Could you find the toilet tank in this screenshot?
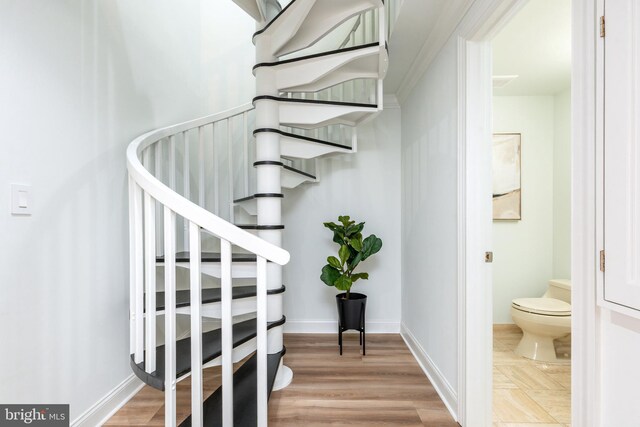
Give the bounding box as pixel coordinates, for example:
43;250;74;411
543;279;571;303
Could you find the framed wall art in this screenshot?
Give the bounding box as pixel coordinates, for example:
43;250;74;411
492;133;521;220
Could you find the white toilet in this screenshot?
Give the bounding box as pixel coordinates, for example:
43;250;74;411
510;279;571;362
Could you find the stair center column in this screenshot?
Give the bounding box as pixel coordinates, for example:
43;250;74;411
254;29;293;390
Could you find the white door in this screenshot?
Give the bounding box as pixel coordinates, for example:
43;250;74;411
603;0;640;312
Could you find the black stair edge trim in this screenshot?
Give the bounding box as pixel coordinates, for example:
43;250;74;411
178;347;287;427
253;160;317;180
254;192;284;198
253;160;284;167
129;316;287;391
252;0;299;40
253;42;380;70
151;285;286;312
233;193;284;204
283;164;317;180
268;284;286;295
267;315;287;329
254;128;352;151
156;252;257;264
253;94;378;109
233;195;255;203
236;224;286;230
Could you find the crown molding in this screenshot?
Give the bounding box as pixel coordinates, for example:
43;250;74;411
383;94;401;109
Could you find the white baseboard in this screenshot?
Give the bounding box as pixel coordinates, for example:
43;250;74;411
400;323;458;421
71;374;144;427
284;320;400;334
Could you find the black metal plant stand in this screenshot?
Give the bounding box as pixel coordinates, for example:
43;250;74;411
336;292;367;355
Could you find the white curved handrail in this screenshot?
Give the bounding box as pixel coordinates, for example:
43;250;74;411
126;103;289;266
128;102;288;425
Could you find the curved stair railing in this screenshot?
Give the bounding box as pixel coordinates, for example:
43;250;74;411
127;104;289;427
127;0;399;425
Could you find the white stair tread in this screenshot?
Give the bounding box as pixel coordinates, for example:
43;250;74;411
253;96;378;129
254;42;387;93
254;128;353;159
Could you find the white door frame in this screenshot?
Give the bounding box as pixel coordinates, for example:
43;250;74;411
455;3;527;425
571;0;601;424
456;0;599;425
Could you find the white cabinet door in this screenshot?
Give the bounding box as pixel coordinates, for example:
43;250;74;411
603;0;640;311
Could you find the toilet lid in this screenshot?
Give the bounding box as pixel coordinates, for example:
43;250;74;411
512;298;571;316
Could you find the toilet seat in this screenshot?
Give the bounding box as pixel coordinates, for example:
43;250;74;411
512;298;571;316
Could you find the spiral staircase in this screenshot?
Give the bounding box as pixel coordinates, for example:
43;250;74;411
126;0;393;425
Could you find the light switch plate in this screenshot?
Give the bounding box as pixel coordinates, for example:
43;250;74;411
11;184;32;215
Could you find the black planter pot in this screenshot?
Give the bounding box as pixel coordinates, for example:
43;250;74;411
336;292;367;355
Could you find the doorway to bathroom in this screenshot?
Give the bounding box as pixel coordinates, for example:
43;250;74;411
490;0;572;424
455;0;574;425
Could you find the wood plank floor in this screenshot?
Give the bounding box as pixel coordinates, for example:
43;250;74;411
106;333;459;426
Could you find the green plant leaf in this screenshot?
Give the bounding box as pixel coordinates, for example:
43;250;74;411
349;252;364;271
335;274;353;291
327;256;342;270
351;272;369;282
320;265;341;287
361;234;383;260
323;222;338;231
346;222;365;237
349;237;363;251
345;224;354;236
332;231;344;245
339;245;350;265
338;216;354;227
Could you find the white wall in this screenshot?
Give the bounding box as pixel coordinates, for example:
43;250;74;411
283;107;403;332
553;88;571;278
492;96;555;324
400;35;459;398
491;93;571;323
0;0;255;421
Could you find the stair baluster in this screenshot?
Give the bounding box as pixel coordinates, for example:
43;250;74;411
256;256;268;427
144;190;157;374
199;127;206;208
220;239;234;426
189;222;204;426
213;121;220;216
243;112;250;197
183;131;190;249
164;208;178;426
129;177;144;364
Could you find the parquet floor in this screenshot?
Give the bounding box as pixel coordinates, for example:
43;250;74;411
105;333;459;426
492;325;571;427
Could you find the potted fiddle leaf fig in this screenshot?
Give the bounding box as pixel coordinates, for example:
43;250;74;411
320;215;382;355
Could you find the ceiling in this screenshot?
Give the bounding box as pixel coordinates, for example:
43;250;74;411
384;0;474;96
492;0;571;96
